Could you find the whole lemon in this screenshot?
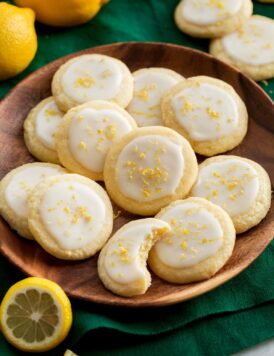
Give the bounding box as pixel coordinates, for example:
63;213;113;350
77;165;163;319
0;2;37;81
14;0;109;27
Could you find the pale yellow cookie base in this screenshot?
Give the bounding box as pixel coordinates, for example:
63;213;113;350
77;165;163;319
98;218;164;297
52;54;134;112
24;97;61;164
28;174;113;260
149;197;236;284
174;0;253;39
161;76;248;157
189;155;272;234
104;126;198;216
0;163;66;240
210;16;274;81
55;100;137;181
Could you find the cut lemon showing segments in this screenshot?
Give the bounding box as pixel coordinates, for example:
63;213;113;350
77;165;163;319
0;277;72;352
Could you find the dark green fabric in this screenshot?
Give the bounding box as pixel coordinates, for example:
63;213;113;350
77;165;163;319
0;0;273;355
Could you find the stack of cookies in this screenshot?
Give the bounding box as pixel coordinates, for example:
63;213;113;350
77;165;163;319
0;53;271;298
175;0;274;81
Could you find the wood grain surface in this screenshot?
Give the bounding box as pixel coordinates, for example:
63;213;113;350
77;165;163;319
0;42;273;307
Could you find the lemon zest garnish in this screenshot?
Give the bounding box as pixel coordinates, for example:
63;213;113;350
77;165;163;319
220;178;226;184
71;213;79;225
208;0;224;9
206;106;220;119
170;218;176;226
134;84;157;101
105;125;116;140
139;152;146;159
200;238;209;244
180;240;188;250
212;171;220;177
45;108;58;117
118;246;130;263
76;75;96;88
227;181;238;191
148;104;160;111
63;206;71;214
183;100;195;115
79;141;87;150
181;228;190;235
125;160;136;167
113;210;122;220
143;189;150;198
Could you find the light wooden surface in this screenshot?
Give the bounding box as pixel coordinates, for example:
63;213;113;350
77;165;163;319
0;42;273;307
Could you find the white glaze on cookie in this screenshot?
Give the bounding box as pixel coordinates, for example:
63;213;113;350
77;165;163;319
5;165;64;218
127;69;182;126
155;202;223;268
61;55;123;104
40;181;106;250
171;83;238;141
116;135;184;201
68;107;134;173
181;0;242;26
103;219;170;284
192;159;259;216
36;98;63;150
222;17;274;66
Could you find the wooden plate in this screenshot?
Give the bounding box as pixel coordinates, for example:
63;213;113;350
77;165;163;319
0;42;273;307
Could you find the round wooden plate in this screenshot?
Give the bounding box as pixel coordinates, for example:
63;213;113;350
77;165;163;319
0;42;273;307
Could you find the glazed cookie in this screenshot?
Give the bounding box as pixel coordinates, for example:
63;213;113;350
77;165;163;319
52;54;133;111
98;218;170;297
104;126;198;216
190;156;271;233
55;100;137;181
174;0;252;39
127;68;184;127
0;163;66;239
24;96;64;163
161;76;248;156
28;174;113;260
210;16;274;81
149;197;235;284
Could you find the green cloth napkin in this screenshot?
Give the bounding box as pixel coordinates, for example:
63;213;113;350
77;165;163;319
0;0;274;355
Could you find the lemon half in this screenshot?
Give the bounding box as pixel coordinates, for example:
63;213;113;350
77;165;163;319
0;277;72;352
